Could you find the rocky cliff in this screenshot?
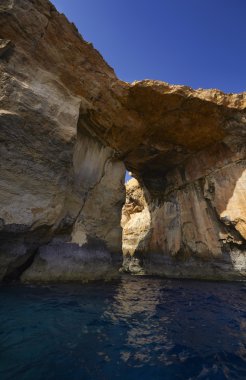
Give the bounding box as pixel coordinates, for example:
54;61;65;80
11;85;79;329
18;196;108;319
0;0;245;282
0;0;127;282
121;82;246;280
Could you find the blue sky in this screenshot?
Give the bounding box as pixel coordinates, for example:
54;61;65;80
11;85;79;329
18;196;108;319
52;0;245;182
52;0;245;93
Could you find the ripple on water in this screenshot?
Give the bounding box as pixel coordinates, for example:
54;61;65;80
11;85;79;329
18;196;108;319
0;277;246;380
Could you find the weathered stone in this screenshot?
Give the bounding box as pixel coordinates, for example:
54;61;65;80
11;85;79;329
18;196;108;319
21;242;120;283
122;155;246;279
0;39;13;57
0;0;126;281
121;179;151;258
0;0;245;281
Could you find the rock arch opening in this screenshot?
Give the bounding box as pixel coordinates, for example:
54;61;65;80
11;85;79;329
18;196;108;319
0;0;245;282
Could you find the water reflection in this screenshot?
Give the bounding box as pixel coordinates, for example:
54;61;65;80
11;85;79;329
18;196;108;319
101;278;246;377
0;278;245;380
103;278;171;365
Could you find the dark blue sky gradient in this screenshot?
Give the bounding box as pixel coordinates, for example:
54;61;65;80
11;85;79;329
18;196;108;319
52;0;245;93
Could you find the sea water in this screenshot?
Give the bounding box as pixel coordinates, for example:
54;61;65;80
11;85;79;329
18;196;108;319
0;277;245;380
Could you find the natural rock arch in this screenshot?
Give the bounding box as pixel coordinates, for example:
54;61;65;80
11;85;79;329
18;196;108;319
0;0;245;282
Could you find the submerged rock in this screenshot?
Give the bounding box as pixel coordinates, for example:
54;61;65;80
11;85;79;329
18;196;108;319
0;0;245;281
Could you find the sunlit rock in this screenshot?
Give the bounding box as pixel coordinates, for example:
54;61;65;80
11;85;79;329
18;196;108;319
0;0;245;281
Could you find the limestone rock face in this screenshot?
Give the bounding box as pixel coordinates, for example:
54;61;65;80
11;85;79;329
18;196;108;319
122;148;246;280
21;243;118;283
0;0;245;281
121;178;151;274
121;179;150;252
0;0;126;281
120;81;246;280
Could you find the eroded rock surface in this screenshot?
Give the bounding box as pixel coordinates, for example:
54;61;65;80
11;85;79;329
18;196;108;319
0;0;126;281
0;0;245;281
121;178;151;274
122;166;246;280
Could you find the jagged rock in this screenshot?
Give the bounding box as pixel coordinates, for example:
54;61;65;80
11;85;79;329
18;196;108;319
121;178;151;257
0;0;245;281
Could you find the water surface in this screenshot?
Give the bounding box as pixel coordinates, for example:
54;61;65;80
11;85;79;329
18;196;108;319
0;277;245;379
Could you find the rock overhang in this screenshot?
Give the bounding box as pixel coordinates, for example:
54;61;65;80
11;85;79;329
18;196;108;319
0;0;246;281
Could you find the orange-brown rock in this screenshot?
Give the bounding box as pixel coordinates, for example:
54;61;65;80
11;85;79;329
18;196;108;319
0;0;245;281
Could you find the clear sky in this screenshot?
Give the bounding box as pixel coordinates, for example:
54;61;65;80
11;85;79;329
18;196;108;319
51;0;245;183
52;0;245;93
